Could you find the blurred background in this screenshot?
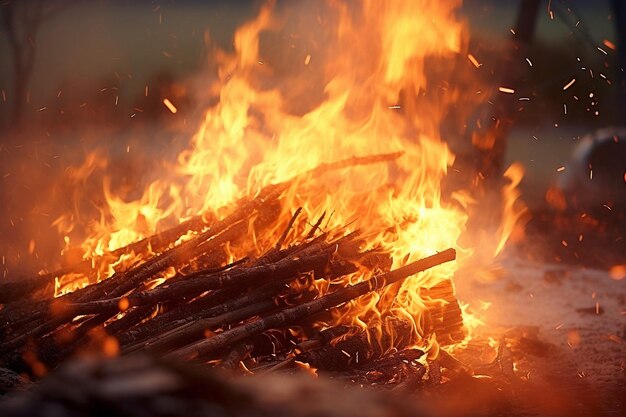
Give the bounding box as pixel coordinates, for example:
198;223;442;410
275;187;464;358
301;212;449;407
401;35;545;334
0;0;624;277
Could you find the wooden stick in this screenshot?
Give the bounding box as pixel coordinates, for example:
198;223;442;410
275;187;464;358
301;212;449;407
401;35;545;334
167;248;456;360
305;212;326;239
221;342;255;369
136;299;278;354
274;207;302;251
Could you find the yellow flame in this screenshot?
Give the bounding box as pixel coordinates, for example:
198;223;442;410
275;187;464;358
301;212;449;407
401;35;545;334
49;1;527;356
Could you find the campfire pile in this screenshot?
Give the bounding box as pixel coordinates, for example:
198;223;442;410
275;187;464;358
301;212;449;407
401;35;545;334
0;153;463;384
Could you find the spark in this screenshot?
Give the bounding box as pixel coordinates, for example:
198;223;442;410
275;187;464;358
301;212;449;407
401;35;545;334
163;98;177;114
557;166;565;172
563;78;576;90
597;47;608;55
563;104;567;115
603;39;616;50
304;54;311;65
525;58;533;66
468;53;481;68
498;87;515;94
388;105;401;109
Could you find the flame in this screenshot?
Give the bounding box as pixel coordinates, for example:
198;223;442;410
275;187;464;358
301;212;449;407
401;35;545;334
495;163;527;257
47;0;527;356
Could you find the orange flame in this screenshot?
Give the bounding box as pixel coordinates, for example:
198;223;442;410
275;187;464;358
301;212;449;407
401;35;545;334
49;1;527;356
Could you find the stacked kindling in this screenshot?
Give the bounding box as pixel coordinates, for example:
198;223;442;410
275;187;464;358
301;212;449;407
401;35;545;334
0;153;463;378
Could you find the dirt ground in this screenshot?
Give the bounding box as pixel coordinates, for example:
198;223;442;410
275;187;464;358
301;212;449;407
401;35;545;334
452;251;626;416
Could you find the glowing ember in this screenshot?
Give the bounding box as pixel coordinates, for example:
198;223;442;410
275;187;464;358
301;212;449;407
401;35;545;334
608;265;626;281
602;39;616;50
467;53;481;68
162;98;178;114
563;78;576;91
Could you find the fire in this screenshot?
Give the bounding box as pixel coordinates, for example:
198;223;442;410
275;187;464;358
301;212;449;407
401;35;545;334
47;0;526;358
495;163;527;256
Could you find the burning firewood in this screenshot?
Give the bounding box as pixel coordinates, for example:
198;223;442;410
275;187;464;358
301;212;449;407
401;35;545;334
0;153;464;387
166;249;456;362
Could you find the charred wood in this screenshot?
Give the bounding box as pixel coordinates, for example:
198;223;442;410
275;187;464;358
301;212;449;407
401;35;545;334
166;249;456;361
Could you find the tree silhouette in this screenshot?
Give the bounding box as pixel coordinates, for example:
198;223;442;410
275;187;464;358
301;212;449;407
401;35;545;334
1;0;75;127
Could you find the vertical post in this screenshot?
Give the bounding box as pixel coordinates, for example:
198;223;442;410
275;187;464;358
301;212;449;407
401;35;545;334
610;0;626;125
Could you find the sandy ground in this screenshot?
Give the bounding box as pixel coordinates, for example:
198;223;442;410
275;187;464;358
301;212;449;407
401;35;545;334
454;253;625;416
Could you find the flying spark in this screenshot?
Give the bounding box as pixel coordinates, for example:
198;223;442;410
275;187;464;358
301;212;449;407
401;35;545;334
468;53;481;68
563;78;576;90
163;98;178;114
603;39;616;50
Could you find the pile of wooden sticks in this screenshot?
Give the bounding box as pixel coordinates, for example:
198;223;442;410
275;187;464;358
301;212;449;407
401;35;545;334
0;153;463;378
